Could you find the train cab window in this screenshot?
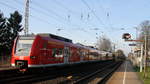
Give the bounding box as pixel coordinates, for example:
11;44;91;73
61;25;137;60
16;39;34;56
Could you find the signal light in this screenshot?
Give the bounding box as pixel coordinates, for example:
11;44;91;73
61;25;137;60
122;33;131;40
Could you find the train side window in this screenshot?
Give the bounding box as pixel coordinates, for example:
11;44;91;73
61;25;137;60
56;48;63;57
52;48;63;57
52;48;57;57
78;48;81;55
86;52;88;57
64;47;70;57
70;49;73;57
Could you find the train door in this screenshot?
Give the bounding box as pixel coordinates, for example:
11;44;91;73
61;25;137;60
80;50;84;62
39;42;48;64
64;47;70;64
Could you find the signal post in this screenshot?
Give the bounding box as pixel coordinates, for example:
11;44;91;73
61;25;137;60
122;33;145;73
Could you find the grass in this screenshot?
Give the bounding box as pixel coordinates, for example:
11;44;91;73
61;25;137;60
134;66;150;84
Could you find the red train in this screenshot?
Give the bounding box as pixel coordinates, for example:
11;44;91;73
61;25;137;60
11;33;113;70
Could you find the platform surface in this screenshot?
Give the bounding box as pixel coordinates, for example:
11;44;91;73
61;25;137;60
0;64;14;70
107;60;143;84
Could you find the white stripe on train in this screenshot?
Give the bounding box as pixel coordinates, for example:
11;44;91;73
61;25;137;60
11;60;104;68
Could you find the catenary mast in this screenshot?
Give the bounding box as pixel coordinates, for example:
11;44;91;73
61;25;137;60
24;0;29;35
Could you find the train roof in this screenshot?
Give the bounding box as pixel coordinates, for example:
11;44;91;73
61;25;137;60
75;43;98;50
19;34;35;40
38;33;72;43
19;33;72;43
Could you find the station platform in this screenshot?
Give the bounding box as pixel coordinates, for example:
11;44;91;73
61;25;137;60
0;64;14;70
107;60;143;84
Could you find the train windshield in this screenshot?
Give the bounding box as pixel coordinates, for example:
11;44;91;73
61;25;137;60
15;39;34;56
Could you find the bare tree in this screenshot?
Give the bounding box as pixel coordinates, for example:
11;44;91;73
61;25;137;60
140;20;150;35
96;36;112;51
137;20;150;51
136;20;150;78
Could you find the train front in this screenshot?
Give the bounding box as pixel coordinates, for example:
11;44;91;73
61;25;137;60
11;35;35;70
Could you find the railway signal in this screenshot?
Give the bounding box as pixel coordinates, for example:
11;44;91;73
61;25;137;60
122;33;131;40
122;33;144;42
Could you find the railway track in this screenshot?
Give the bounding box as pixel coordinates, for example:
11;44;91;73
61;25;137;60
74;61;122;84
0;60;118;84
59;61;122;84
34;60;118;84
97;62;122;84
0;66;64;84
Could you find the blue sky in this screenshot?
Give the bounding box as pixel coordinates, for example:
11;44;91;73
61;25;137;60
0;0;150;55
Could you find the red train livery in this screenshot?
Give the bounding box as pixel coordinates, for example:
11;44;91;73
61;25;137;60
11;33;113;69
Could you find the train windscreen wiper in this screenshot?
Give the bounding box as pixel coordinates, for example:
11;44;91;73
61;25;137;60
18;48;28;52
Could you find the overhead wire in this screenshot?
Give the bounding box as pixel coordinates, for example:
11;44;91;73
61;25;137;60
52;0;97;37
86;0;116;41
15;0;91;32
6;0;97;44
97;0;122;32
52;0;92;26
14;0;65;26
31;1;68;22
52;1;100;44
80;0;108;42
1;0;56;28
31;1;82;29
14;0;64;20
81;0;106;27
0;1;21;11
13;0;86;38
31;1;93;41
52;0;80;16
32;0;95;38
15;0;96;40
106;12;114;30
96;0;113;30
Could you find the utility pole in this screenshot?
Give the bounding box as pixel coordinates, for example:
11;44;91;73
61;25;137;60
111;42;116;52
144;34;148;78
140;43;143;72
134;27;138;40
134;27;143;72
113;44;115;52
24;0;29;35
